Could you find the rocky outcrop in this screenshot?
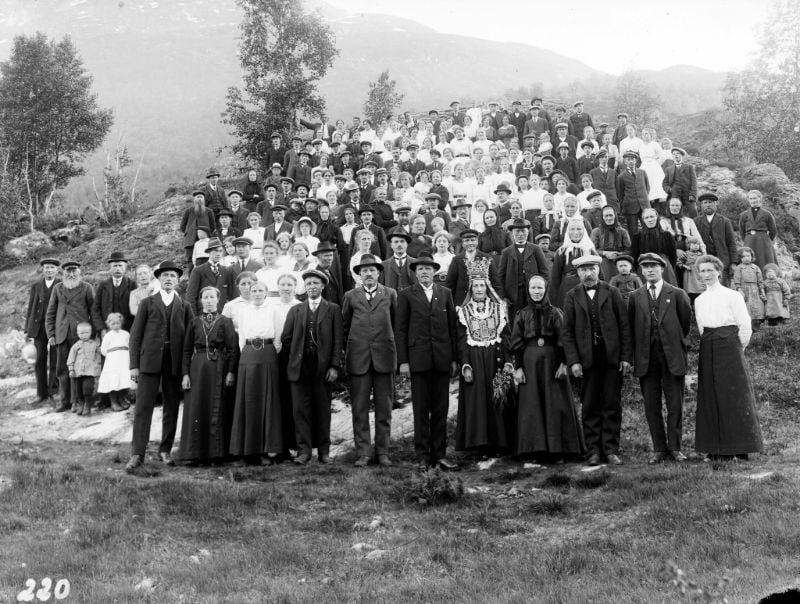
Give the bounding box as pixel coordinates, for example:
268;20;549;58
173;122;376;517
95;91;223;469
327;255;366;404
3;231;53;260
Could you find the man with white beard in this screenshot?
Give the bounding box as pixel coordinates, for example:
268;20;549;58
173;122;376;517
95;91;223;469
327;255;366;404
46;261;94;412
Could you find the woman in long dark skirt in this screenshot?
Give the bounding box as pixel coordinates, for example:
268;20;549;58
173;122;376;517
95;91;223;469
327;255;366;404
694;255;763;461
455;272;515;458
179;287;239;464
229;281;283;464
510;275;584;462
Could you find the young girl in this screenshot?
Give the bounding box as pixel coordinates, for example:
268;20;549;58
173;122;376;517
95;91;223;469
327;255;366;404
98;312;132;412
242;212;266;261
678;236;705;302
732;246;766;331
762;263;792;326
67;322;102;416
192;226;211;266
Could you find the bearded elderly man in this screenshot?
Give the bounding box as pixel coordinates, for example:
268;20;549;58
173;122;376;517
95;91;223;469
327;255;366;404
561;255;632;466
46;260;94;412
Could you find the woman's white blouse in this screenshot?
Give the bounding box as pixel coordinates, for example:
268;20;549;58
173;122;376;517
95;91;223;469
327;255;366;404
695;282;752;347
237;302;278;350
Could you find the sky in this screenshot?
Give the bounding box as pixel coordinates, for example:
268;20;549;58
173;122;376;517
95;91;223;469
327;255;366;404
324;0;767;74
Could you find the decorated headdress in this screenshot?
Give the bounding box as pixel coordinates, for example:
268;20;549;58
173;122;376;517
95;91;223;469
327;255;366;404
458;257;507;347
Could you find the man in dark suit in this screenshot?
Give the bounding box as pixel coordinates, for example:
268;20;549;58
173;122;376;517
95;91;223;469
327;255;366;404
380;232;416;292
552;122;578;158
693;192;738;286
25;258;60;404
505;100;526;146
498;219;550;320
561;255;632;466
312;242;343;306
366;186;398;233
569;101;594;138
200;168;228;218
485;101;506;132
449;100;466;127
612;113;629;149
523;105;548;142
444;229;502;306
229;237;264;278
396;254;459;471
45;260;94;412
351;207;388;259
616;150;650;235
425;148;446;174
126;261;193;472
264;205;293;241
281;270;343;466
629;253;693;464
342;255;398;467
265;132;287;172
449;200;471;252
185;238;235;314
91;251;137;336
401;143;425;179
589;150;620;213
662;147;698;217
420;193;451;235
227;191;250;232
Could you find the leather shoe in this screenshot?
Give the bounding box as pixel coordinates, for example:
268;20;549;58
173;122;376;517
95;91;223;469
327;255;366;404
648;452;667;465
159;452;175;466
606;454;622;465
54;403;70;413
587;453;602;466
670;451;688;463
294;453;311;465
354;456;370;467
125;455;143;473
318;455;333;465
437;458;460;471
377;455;392;467
110;400;125;412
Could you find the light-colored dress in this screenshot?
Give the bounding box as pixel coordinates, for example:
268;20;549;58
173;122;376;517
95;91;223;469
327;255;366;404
98;330;131;392
639;141;668;201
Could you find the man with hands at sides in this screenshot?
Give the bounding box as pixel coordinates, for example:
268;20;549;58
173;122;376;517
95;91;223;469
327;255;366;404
561;255;632;466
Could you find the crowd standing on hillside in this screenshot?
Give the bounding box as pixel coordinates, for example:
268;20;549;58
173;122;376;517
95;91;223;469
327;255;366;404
24;99;793;474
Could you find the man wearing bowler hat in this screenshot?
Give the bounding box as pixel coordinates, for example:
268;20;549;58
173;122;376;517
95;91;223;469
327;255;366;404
380;231;417;292
498;218;550;320
92;251;137;337
281;269;343;466
180;190;217;273
561;254;632;466
126;261;193;472
396;253;460;471
629;253;692;464
25;258;60;404
200;168;228;218
185;238;235;314
46;260;94;412
342;254;398;467
312;241;343;306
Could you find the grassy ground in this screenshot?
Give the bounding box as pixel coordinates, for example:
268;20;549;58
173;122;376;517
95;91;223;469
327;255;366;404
1;304;799;603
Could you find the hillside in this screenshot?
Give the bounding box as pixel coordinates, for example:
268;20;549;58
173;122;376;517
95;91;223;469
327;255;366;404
0;0;727;213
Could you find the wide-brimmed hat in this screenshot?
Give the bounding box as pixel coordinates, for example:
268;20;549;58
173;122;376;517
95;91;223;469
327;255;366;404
293;216;318;236
154;260;183;278
387;230;412;243
494;183;513;195
508;218;531;231
108;251;128;263
353;253;383;273
312;241;337;256
671;147;687;156
206;168;220;179
410;253;440;271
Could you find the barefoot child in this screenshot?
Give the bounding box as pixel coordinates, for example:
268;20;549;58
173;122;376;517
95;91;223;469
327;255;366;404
762;264;792;326
98;313;132;412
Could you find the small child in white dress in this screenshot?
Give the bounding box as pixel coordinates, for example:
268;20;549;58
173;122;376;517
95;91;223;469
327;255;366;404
98;313;132;412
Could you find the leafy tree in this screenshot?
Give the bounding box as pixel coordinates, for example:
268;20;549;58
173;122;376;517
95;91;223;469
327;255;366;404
0;33;113;231
722;0;800;178
223;0;338;169
363;70;405;126
612;71;662;129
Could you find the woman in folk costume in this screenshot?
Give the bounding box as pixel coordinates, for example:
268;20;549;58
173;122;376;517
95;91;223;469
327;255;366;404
738;189;778;270
509;275;585;461
549;218;598;309
179;287;239;464
456;258;515;458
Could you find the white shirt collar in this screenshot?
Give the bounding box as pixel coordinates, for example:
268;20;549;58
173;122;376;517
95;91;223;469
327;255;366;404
112;277;123;287
647;280;664;298
160;290;176;305
44;278;55;287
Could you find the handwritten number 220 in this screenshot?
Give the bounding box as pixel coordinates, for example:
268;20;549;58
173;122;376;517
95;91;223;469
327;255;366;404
17;577;71;601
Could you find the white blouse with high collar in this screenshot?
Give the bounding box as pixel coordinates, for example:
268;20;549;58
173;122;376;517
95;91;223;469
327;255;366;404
695;282;752;347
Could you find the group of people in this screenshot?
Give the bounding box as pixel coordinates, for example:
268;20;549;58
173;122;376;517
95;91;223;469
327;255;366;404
24;98;794;472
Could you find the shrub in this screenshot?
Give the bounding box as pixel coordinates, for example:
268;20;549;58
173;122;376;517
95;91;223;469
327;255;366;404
405;468;464;505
